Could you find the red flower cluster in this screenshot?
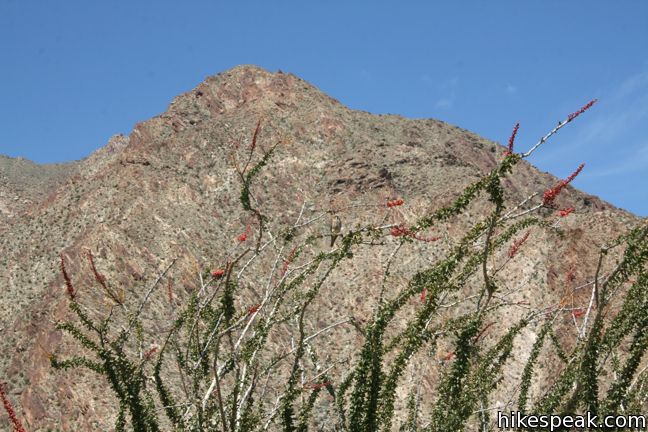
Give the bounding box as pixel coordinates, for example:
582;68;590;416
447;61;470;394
0;383;26;432
558;207;575;217
390;225;410;237
247;303;261;314
390;225;441;243
419;235;442;243
166;280;174;304
572;308;586;318
442;351;455;361
87;250;124;304
387;198;405;208
504;122;520;156
303;381;331;390
565;266;576;284
567;99;597;123
508;231;531;258
143;345;159;360
87;252;106;285
543;164;585;206
420;287;428;303
280;246;298;278
237;223;252;242
474;321;495;343
249;119;261;151
60;254;76;300
211;268;225;278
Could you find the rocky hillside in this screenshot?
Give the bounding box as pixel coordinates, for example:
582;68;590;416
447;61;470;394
0;156;78;231
0;65;640;431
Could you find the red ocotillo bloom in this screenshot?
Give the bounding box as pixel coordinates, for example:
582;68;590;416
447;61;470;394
566;267;576;284
572;308;586;318
280;246;298;278
543;164;585;206
390;225;440;243
87;250;124;304
420;287;428;303
504;122;520;156
387;198;404;208
143;344;159;360
249;119;261;151
166;280;174;304
442;352;455;361
567;99;597;123
415;234;441;243
211;268;225;278
474;321;495;343
558;207;575;217
237;222;252;242
303;381;331;390
390;225;409;237
60;253;75;300
0;383;27;432
508;231;531;258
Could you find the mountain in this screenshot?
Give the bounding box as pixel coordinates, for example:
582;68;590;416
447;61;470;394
0;65;639;431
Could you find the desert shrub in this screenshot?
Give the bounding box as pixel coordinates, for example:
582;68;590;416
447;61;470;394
5;100;648;431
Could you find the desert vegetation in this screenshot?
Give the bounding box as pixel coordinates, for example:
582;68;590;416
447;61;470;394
3;100;648;431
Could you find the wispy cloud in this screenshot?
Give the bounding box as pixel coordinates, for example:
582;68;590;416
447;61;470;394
618;71;648;98
434;77;458;109
564;69;648;208
585;141;648;178
532;68;648;196
569;70;648;150
505;84;517;95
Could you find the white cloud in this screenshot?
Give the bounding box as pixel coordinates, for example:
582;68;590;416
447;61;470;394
569;71;648;182
506;84;517;94
566;70;648;150
434;77;458;109
618;71;648;98
585;141;648;178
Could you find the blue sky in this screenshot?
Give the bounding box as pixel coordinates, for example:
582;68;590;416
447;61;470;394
1;1;647;215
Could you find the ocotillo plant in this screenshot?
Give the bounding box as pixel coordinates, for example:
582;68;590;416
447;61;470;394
4;100;648;431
